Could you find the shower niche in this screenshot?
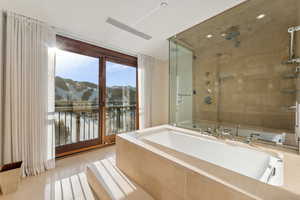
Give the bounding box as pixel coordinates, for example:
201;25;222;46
169;0;300;149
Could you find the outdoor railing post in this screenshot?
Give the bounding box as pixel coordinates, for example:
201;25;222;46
117;107;121;133
76;113;80;142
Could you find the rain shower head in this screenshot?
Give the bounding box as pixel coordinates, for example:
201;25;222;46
224;30;240;40
222;26;241;47
223;26;240;40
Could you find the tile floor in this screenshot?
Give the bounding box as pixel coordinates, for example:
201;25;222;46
0;145;116;200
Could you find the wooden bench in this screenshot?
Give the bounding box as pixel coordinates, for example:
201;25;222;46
86;157;154;200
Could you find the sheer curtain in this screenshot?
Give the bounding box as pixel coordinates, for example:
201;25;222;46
138;54;155;129
0;12;4;166
0;11;56;176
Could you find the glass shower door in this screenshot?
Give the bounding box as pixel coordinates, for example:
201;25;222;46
169;40;194;126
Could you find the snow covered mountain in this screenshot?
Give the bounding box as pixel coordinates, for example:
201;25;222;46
55;76;98;102
55;76;137;105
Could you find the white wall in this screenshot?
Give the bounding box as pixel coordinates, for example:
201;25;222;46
151;59;169;126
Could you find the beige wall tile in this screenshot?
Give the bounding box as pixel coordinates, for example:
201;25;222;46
185;171;255;200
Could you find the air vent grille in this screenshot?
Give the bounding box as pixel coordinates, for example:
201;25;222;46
106;17;152;40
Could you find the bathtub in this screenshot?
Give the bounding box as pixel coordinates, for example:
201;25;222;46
116;125;299;200
141;128;283;185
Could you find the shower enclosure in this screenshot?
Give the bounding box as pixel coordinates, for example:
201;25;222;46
169;0;300;150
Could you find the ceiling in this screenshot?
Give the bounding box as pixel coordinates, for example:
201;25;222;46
0;0;246;60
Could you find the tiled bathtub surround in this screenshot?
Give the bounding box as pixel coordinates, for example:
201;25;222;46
116;126;300;200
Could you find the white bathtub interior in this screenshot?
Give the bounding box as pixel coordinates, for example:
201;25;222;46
138;127;283;186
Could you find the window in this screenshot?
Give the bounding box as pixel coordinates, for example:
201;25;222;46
55;35;138;155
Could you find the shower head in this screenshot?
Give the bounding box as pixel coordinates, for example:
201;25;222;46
224;31;240;41
222;26;241;47
223;26;240;40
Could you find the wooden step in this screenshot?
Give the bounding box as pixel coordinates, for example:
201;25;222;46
86;157;154;200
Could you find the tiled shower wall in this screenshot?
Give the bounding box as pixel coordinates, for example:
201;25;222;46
193;1;300;132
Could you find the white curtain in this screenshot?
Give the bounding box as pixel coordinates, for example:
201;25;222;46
0;11;56;176
0;12;4;165
138;54;155;129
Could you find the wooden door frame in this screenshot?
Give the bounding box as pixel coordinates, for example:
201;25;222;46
55;35;138;156
100;57;108;144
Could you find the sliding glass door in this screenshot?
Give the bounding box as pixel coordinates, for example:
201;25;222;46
54;35;138;155
104;61;138;143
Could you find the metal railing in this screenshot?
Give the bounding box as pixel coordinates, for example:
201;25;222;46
106;105;137;136
54;109;99;147
54;105;137;147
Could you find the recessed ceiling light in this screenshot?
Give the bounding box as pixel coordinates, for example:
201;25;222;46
256;14;266;19
221;33;226;37
206;34;213;38
160;1;168;7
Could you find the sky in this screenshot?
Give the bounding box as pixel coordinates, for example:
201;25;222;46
55;49;136;87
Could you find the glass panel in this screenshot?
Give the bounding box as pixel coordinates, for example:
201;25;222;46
105;61;137;135
169;0;300;148
169;41;193;125
55;49;99;146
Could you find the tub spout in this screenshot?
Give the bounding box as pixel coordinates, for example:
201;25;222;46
245;133;260;144
236;124;240;137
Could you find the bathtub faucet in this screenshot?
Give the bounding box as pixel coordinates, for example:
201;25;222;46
210;126;225;138
212;127;222;138
245;133;260;144
204;127;235;139
203;127;219;137
221;128;236;140
203;127;214;135
236;124;240;137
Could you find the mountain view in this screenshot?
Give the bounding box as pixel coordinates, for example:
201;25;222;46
55;76;136;107
55;76;98;102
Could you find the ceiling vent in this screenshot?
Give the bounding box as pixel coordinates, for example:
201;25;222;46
106;17;152;40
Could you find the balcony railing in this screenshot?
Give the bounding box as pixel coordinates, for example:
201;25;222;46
106;105;137;136
54;105;137;147
54;109;99;147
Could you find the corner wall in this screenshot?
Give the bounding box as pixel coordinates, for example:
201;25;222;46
150;59;169;126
